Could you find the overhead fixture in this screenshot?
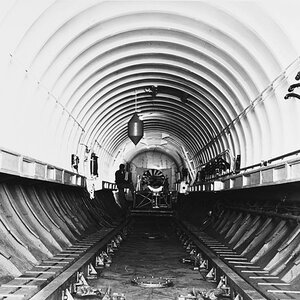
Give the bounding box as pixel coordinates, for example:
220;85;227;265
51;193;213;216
128;90;144;145
128;113;144;145
285;71;300;100
284;93;300;100
144;85;157;99
288;82;300;92
180;91;188;104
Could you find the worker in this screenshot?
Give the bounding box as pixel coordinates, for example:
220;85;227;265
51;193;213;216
115;164;135;209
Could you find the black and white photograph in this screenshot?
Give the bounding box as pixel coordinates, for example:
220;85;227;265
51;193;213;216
0;1;299;299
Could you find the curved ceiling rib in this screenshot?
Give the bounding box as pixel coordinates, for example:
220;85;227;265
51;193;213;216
0;1;299;181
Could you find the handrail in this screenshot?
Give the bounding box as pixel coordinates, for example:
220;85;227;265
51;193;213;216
102;181;117;190
195;149;300;184
238;162;261;172
240;149;300;172
0;147;86;187
267;149;300;164
223;205;300;222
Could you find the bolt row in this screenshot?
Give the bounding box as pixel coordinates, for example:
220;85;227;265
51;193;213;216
176;229;241;300
62;228;128;300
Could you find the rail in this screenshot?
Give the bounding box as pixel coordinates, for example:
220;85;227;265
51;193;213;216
267;149;300;164
0;147;85;187
0;221;129;300
102;181;117;190
176;213;300;300
201;149;299;180
223;205;300;222
176;220;267;300
238;149;300;173
0;212;299;299
191;150;300;192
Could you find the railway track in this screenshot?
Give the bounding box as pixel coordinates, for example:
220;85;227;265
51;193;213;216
0;211;299;300
0;221;129;300
175;210;300;300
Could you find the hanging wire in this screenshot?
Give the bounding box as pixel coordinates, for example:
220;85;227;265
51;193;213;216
8;52;85;133
94;139;114;157
135;89;137;112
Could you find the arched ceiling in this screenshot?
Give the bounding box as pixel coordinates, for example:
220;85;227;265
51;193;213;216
0;0;300;182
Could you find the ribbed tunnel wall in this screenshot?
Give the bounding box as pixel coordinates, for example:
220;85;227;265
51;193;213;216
0;1;300;296
0;1;300;185
0;177;299;287
177;183;300;284
0;179;124;285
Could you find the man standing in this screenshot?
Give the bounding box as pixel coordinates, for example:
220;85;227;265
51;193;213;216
115;164;135;209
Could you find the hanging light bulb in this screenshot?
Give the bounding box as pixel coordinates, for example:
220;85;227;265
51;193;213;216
128;89;144;145
128;112;144;145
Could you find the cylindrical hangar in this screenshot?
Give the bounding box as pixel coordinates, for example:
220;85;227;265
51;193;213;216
0;1;299;299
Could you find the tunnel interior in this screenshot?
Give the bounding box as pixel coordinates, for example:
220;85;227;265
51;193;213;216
0;175;299;299
1;1;300;186
0;1;300;299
